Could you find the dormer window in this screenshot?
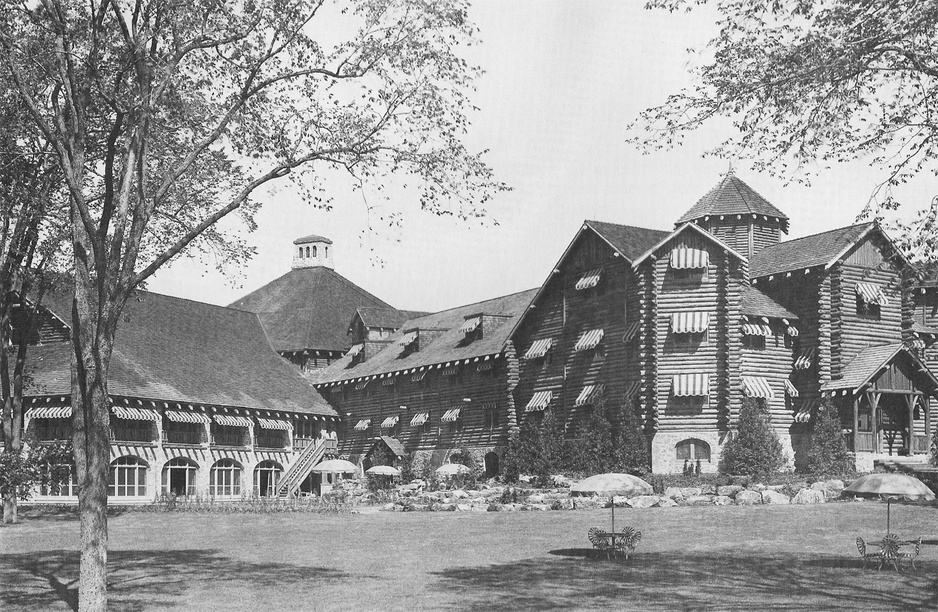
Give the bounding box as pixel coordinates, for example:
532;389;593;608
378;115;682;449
399;330;419;351
460;315;482;341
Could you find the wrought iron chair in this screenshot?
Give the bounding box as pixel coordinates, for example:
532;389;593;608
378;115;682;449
588;527;612;559
897;536;922;570
879;534;902;571
614;527;642;560
856;537;883;569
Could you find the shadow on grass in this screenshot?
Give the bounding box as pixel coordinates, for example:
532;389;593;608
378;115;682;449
0;548;350;612
434;550;938;611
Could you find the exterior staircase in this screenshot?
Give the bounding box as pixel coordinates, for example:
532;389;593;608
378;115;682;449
277;437;338;498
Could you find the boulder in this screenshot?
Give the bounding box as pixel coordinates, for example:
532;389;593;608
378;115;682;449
656;496;678;508
664;487;685;500
712;495;733;506
625;495;659;509
551;474;574;487
455;503;472;511
466;490;483;498
680;487;703;498
440;503;458;512
502;503;517;512
717;485;744;497
451;490;469;500
811;480;844;501
527;493;547;503
528;503;551;511
699;483;717;495
734;490;762;505
761;490;790;505
382;503;396;512
791;488;825;504
684;495;715;506
612;495;630;507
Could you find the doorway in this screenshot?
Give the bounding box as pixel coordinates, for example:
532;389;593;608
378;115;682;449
878;394;910;455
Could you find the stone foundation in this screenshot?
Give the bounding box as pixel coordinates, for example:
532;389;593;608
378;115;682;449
650;429;796;474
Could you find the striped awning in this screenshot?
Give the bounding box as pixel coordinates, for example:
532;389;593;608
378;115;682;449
398;331;418;347
624;380;641;399
784;380;799;397
741;376;774;399
786;325;799;337
410;412;429;427
355;380;370;390
794;346;816;370
353;419;371;431
213;414;253;428
574;329;604;352
441;407;462;422
460;316;482;333
111;406;161;422
165;410;211;424
669;247;709;269
671;373;710;397
25;406;72;420
525;390;553;412
347;343;363;358
441;366;458;376
380;415;400;429
794;398;819;423
856;282;889;306
742;323;772;336
671;312;710;334
411;370;427;382
623;321;641;343
382;376;396;386
910;338;927;349
575;268;602;291
574;384;604;407
477;361;494;372
257;418;291;430
524;338;554;360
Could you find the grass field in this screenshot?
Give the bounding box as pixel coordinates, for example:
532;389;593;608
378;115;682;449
2;501;938;611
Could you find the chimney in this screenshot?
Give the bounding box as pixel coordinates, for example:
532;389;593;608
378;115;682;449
292;234;334;270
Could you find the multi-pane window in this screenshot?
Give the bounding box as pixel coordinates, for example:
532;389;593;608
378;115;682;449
33;418;71;441
211;423;249;447
254;461;282;497
111;417;154;443
40;462;77;496
161;458;198;497
163;420;203;445
108;456;148;497
210;459;242;497
675;439;711;462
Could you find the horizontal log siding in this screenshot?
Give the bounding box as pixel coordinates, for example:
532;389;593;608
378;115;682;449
724;260;744;430
839;241;904;366
704;219;749;260
514;274;565;424
913;289;938;367
751;222;782;257
740;322;794;428
331;359;511;455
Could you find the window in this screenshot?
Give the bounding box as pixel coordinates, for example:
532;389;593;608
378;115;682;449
255;461;283;497
325;246;329;257
210;459;242;497
108;456;148;497
675;439;711;462
255;428;287;449
161;457;198;497
163;418;204;445
305;246;310;257
742;334;765;350
33;417;71;441
298;247;304;258
857;297;881;319
40;461;77;496
673;330;707;348
312;245;317;257
211;423;249;447
110;416;154;443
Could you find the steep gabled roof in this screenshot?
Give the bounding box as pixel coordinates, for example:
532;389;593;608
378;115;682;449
676;174;789;231
750;223;876;279
583;221;670;263
314;288;538;384
228;267;400;353
740;285;799;320
631;222;747;269
25;291;335;416
820;343;938;393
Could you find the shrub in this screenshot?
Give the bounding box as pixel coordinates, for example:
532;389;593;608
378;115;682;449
718;397;785;480
567;395;649;475
502;415;541;482
805;397;855;477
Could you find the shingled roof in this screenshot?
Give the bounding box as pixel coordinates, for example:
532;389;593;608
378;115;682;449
820;343;938;392
750;223;875;279
352;307;429;331
676;175;789;230
583;221;669;263
740;285;799;320
24;291;335;416
228;267;401;353
314;288;538;384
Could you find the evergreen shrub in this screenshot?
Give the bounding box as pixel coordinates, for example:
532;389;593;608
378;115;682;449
718;397;785;479
805;397;855;477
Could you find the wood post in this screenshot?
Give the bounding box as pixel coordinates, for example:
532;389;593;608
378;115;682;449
905;394;916;453
866;390;881;453
852;395;859;453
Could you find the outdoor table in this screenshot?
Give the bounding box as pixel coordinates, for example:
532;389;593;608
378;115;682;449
594;530;635;559
865;535;921;571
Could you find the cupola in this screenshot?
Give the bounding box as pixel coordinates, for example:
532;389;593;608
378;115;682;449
292;234;334;270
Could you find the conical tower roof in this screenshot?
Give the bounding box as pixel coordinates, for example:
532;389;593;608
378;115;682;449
676;174;789;233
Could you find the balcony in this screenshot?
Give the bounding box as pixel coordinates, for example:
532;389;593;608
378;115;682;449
255;432;288;450
163;429;204;446
211;430;249;448
111;426;155;444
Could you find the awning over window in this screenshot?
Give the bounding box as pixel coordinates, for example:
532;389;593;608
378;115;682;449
856;282;889;306
574;329;604;352
410;412;429;427
575;268;602;291
741;376;774;399
742;323;772;337
441;407;462;422
477;361;494;372
398;331;418;347
411;370;427;382
213;414;253;428
785;380;799;398
524;338;554;360
670;312;710;334
787;325;799;337
441;366;458;376
669;247;709;269
257;418;291;430
355;380;370;390
624;380;641;399
380;415;399;429
24;406;72;420
525;390;553;412
346;343;363;358
459;316;482;333
794;398;819;423
794;346;816;370
165;410;211;424
353;419;371;431
671;373;710;397
382;376;396;386
112;406;161;421
910;338;927;349
623;321;641;343
574;384;604;407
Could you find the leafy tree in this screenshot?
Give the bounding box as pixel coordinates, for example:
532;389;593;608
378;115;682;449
806;397;855;478
718;397;785;480
0;1;504;608
572;398;616;474
0;439;72;507
632;0;938;259
609;398;650;476
502;413;541;483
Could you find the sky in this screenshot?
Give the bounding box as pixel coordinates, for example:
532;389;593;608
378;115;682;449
147;1;937;314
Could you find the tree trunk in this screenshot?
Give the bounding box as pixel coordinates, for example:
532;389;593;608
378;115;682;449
3;491;17;524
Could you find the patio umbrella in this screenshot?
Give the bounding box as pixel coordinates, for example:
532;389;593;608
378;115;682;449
365;465;400;476
842;472;935;535
435;463;470;476
571;473;653;533
312;459;359;474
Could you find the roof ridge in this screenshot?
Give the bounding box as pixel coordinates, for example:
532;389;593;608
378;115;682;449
404;287;540;322
762;221;873;249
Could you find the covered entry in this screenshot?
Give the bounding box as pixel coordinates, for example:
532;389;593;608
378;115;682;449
822;344;937;456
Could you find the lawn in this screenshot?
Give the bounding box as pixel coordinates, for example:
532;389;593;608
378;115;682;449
2;501;937;611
